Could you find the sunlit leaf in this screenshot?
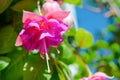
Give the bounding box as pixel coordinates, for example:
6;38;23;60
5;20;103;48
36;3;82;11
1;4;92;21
0;26;17;54
110;43;120;53
116;17;120;22
75;28;94;48
109;61;118;70
63;0;82;6
66;27;76;36
114;1;120;7
0;0;13;14
96;40;108;49
108;25;116;32
80;53;90;63
0;57;10;71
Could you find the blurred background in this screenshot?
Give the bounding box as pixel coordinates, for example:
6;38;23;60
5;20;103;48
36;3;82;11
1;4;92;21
0;0;120;80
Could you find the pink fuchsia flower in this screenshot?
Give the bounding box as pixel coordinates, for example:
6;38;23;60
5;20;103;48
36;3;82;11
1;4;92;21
15;10;69;73
80;72;113;80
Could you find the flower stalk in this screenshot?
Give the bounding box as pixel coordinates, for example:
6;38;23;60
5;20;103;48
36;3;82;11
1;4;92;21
37;0;42;15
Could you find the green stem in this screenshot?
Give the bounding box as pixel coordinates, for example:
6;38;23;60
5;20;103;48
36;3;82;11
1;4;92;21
54;60;65;79
37;0;42;15
58;61;71;80
74;50;92;76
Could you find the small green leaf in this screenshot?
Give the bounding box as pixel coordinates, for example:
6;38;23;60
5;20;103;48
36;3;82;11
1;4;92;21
81;53;90;63
0;0;13;14
62;44;76;64
75;28;94;48
11;0;37;12
0;26;17;54
0;57;10;71
114;1;120;7
110;43;120;53
108;25;116;32
66;27;76;36
109;61;118;70
116;17;120;22
63;0;82;6
96;40;108;49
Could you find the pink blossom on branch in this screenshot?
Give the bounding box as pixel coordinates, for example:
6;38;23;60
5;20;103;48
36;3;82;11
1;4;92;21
15;10;69;73
80;72;113;80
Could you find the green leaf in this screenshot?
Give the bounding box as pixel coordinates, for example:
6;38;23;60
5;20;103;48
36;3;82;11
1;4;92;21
0;57;10;71
63;0;82;6
2;48;54;80
114;1;120;7
11;0;37;12
108;25;116;32
116;17;120;22
66;27;76;36
75;28;94;48
23;54;53;80
62;44;76;64
110;43;120;53
1;48;27;80
80;53;90;63
0;26;17;54
0;0;13;14
96;40;108;49
109;61;119;70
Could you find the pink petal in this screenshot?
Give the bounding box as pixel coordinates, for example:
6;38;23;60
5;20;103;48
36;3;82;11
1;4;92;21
22;11;41;23
47;19;68;35
28;22;40;28
47;35;63;47
46;0;53;1
92;72;113;79
80;77;89;80
42;0;61;15
46;11;70;21
15;35;22;46
80;72;113;80
63;14;73;27
39;32;54;40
